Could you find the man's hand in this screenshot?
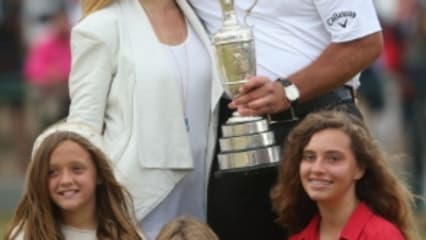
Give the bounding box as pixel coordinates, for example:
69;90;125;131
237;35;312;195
229;76;291;116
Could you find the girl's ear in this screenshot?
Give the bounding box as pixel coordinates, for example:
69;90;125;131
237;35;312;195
354;164;365;180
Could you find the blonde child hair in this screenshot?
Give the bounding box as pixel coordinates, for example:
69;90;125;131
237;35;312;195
156;216;219;240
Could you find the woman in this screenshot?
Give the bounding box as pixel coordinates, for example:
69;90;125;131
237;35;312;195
5;122;143;240
67;0;223;239
271;111;420;240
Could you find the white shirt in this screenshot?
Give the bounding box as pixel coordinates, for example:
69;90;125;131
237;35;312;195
189;0;382;87
61;225;97;240
12;225;97;240
139;19;211;240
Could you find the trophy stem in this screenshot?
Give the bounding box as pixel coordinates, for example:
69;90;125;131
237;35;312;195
227;111;262;124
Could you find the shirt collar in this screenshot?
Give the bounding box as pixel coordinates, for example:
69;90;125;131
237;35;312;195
339;202;374;240
296;202;373;240
297;214;321;240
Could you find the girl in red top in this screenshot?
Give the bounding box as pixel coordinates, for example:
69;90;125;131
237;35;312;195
271;111;421;240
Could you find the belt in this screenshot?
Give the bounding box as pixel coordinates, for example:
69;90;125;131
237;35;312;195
267;86;355;124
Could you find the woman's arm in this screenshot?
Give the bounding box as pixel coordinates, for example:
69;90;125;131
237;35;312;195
67;11;118;133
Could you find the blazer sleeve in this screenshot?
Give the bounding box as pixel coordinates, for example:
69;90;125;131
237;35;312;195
67;11;118;133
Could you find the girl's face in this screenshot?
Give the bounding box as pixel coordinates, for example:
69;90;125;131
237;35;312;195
299;129;364;205
48;140;98;217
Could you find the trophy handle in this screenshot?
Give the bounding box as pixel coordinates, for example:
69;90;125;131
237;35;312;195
243;0;258;25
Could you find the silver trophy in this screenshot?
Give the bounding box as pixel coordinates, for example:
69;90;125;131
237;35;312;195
212;0;281;171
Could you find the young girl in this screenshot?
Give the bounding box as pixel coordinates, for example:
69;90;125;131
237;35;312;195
156;216;218;240
4;122;144;240
271;111;421;240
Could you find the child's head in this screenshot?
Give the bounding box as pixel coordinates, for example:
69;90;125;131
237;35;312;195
156;216;219;240
6;122;142;240
29;122;107;221
271;111;418;239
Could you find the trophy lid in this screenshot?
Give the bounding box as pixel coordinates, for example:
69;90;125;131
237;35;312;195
212;0;254;45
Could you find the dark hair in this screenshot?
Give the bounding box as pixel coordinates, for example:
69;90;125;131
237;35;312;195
271;110;419;239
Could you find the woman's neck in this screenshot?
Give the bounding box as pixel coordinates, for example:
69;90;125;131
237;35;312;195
317;198;360;239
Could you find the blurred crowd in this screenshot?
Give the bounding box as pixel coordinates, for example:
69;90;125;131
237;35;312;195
0;0;79;169
0;0;425;207
359;0;426;207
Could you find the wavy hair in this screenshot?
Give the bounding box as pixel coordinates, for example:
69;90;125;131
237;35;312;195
270;110;420;240
4;131;142;240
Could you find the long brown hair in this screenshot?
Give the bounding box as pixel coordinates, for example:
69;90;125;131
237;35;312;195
4;131;142;240
80;0;112;18
270;110;420;240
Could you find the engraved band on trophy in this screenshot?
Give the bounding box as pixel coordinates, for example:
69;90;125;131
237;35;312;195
212;0;281;171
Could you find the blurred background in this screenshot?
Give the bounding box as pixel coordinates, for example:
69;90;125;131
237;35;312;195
0;0;425;238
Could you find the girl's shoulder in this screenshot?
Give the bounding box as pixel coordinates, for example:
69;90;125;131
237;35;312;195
362;214;404;239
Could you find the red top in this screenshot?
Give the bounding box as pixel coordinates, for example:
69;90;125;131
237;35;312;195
290;202;405;240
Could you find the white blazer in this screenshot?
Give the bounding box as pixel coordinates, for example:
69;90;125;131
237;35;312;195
68;0;223;220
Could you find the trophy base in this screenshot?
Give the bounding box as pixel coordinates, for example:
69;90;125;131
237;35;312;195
218;145;281;171
214;160;280;176
217;116;281;171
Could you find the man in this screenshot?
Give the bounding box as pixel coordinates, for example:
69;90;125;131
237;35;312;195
189;0;383;240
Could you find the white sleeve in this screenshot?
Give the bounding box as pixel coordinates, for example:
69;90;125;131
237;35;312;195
67;12;118;133
314;0;382;42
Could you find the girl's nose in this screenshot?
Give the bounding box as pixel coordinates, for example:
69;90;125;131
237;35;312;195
59;170;73;185
310;158;325;173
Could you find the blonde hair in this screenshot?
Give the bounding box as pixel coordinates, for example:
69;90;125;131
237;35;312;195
156;216;219;240
81;0;112;18
4;123;143;240
271;110;421;240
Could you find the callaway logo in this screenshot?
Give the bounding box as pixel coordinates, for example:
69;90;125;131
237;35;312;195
338;19;348;28
327;11;356;28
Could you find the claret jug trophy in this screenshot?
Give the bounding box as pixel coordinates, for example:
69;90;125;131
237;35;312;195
212;0;281;171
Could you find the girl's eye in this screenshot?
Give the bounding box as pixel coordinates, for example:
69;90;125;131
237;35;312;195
302;153;315;162
48;169;58;177
326;155;340;163
72;165;85;173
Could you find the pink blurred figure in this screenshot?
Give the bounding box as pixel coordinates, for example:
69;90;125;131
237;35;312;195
24;8;71;131
24;10;71;86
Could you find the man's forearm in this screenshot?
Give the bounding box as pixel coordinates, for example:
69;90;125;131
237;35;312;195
290;32;384;102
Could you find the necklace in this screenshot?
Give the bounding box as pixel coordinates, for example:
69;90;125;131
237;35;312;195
141;2;190;131
168;38;190;131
